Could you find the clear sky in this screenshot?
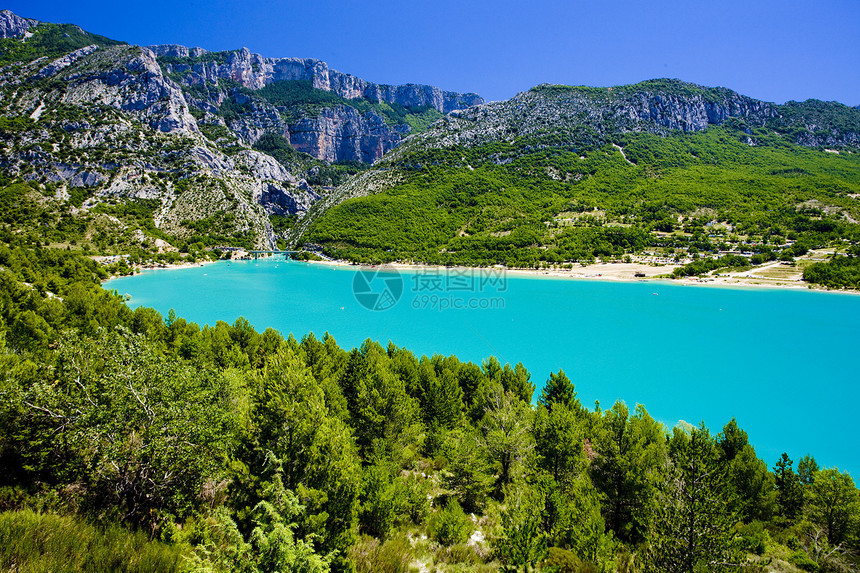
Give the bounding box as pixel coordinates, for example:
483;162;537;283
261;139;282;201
6;0;859;106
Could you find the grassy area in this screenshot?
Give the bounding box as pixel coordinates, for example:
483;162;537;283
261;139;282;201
0;510;184;573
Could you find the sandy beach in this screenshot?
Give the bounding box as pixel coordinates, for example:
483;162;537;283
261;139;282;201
100;258;219;282
299;255;857;294
101;251;855;295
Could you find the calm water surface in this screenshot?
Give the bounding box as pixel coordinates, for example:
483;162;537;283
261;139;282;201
109;259;860;474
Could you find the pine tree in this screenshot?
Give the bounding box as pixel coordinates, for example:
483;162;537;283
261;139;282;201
646;425;739;573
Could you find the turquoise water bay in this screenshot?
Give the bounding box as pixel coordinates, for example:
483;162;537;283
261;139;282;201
109;259;860;474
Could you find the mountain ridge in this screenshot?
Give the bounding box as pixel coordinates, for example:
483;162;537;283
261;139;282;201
0;9;484;251
299;80;860;270
1;9;858;269
149;44;483;114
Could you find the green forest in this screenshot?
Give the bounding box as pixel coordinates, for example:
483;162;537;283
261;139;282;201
0;215;858;573
303;125;860;287
2;16;859;571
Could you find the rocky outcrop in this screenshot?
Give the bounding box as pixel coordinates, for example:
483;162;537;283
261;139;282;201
148;44;208;60
0;9;37;38
220;90;410;163
405;80;859;154
60;46;198;134
618;89;776;132
288;105;405;164
431;82;779;151
0;11;325;248
34;44;100;80
150;44;484;163
151;45;484;114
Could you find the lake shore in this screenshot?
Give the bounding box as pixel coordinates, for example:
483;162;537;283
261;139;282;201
102;253;857;295
100;259;218;282
297;256;858;294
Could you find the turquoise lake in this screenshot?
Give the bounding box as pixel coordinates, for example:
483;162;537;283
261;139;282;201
109;259;860;475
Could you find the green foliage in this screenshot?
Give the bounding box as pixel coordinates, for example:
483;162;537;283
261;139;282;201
181;211;255;250
0;510;184;572
199;123;237;143
771;99;860;144
186;454;331;573
429;498;473;546
645;424;739;573
358;462;410;540
590;402;666;544
537;370;580;412
440;428;494;513
340;340;421;458
218;97;251;123
789;550;821;572
242;347;361;563
349;534;415;573
734;521;769;555
0;22;124;66
718;419;776;522
803;254;860;289
672;254;752;277
533;402;585;487
494;484;548;573
305;127;860;268
254;80;345;110
805;467;859;546
542;547;600;573
773;453;804;522
536;475;616;571
478;385;534;492
0;227;857;573
10;328;237;527
252;133;315;171
0;115;34;134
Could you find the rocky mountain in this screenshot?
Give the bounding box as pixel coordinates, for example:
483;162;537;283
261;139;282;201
0;10;482;250
3;10;858;261
396;80;858;156
150;44;483;163
299;80;860;266
320;80;860;206
150;44;481;112
0;9;36;38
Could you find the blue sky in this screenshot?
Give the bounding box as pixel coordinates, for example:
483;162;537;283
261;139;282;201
7;0;859;105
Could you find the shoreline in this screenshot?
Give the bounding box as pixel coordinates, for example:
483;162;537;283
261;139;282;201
102;254;859;296
101;259;218;283
297;256;860;295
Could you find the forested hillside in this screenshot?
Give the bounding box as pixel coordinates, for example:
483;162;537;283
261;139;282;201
1;10;860;572
1;234;858;572
301;82;860;288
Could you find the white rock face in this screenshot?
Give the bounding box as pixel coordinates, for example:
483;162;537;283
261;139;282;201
60;46;198;134
0;9;37;38
153;44;484;113
234;150;297;183
35;45;100;80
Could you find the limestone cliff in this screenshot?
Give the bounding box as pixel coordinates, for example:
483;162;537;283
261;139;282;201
150;44;484;163
0;13;320;248
392;80;859;155
0;9;36;38
150;45;483;113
